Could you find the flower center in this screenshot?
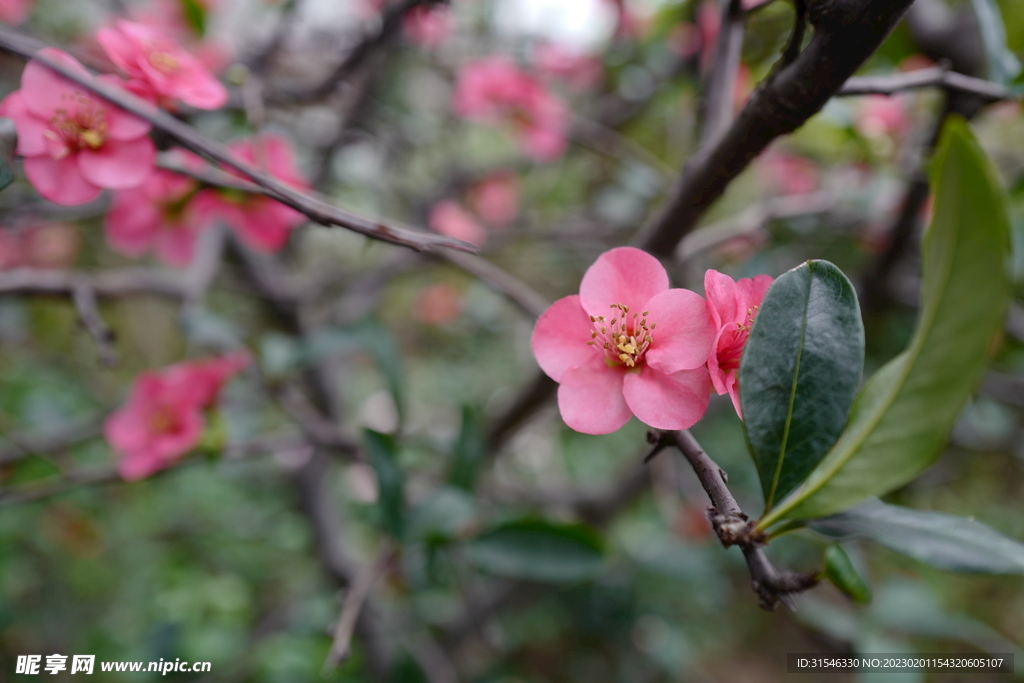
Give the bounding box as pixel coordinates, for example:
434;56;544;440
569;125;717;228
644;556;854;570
586;303;656;368
149;50;180;74
716;305;759;374
148;406;179;434
46;94;108;154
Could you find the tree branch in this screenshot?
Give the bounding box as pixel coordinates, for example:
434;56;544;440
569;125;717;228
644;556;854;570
840;67;1013;100
0;24;475;255
635;0;916;257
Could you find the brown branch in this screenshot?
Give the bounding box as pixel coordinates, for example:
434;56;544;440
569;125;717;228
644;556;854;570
0;24;474;255
635;0;916;257
839;67;1014;101
662;430;818;610
437;251;550;320
72;281;116;368
323;541;396;673
700;0;747;149
0;267;189;299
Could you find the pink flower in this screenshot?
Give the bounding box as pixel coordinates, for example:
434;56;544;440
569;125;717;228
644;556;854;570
97;20;228;110
191;134;308;252
452;57;569;162
855;94;909;140
469;171;519;228
0;48;155;206
0;223;80;269
430;200;487;246
532;247;715;434
104;153;205;267
704;269;774;418
0;0;31;25
758;150;818;196
402;4;453;48
104;352;249;480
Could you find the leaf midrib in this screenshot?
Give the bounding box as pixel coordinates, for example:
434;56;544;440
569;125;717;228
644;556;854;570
764;268;812;511
759;164;962;528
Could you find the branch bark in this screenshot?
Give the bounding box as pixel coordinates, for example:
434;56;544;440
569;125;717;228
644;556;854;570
635;0;916;257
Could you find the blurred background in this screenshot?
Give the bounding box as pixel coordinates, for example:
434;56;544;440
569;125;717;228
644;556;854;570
2;0;1024;680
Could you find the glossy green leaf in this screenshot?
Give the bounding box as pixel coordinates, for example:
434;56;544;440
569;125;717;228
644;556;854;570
449;405;484;490
363;430;405;538
464;519;604;583
822;544;871;604
811;499;1024;574
970;0;1021;84
739;260;864;512
760;117;1011;527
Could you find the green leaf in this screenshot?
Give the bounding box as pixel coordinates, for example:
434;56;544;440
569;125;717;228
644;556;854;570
811;499;1024;574
180;0;207;36
821;544;871;604
739;260;864;512
970;0;1021;84
464;519;604;583
759;117;1011;527
363;430;405;538
449;405;484;490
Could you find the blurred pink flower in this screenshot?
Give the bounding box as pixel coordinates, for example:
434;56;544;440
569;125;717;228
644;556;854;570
0;0;31;25
855;94;909;140
759;150;819;196
429;200;486;246
0;48;154;206
532;247;715;434
0;223;80;269
402;4;453;48
192;134;308;252
704;269;773;418
415;283;463;325
98;20;227;110
105;352;249;480
131;0;232;73
469;171;519;228
104;152;205;267
532;42;602;91
453;56;569;162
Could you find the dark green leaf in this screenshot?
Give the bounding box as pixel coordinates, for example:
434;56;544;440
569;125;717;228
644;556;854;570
406;487;476;542
822;544;871;604
449;405;484;490
363;430;405;538
739;260;864;512
811;499;1024;574
970;0;1021;84
180;0;207;36
464;519;604;583
760;117;1011;526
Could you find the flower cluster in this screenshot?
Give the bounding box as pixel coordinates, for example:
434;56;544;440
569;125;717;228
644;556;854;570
453;57;569;162
532;247;772;434
104;353;250;481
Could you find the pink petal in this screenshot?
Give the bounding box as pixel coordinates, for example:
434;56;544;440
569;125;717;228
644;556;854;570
643;288;715;374
557;356;632;434
531;294;596;382
707;324;731;396
149;408;204;461
622;366;711;430
579;246;669;319
20;48;93;119
227;202;292;252
105;190;163;255
78;136;155;189
170;69;228;109
703;269;740;328
96;75;153;140
737;273;773;311
726;376;743;419
0;91;48;156
154;226;198;267
23;155;101;206
96;25;142;77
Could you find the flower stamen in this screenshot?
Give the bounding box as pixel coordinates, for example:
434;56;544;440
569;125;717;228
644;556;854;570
587;302;654;368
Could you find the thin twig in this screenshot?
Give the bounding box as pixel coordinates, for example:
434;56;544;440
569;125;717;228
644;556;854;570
0;267;188;299
323;542;395;673
0;24;475;254
72;281;116;368
700;0;747;149
839;66;1013;101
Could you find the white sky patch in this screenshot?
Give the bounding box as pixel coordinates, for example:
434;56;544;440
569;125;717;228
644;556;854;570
493;0;619;51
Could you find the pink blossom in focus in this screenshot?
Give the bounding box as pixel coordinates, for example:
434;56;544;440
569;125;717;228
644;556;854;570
104;152;205;267
532;247;715;434
98;20;228;110
856;94;909;140
704;269;773;418
532;43;602;91
758;150;819;196
0;0;31;25
191;134;309;252
104;352;250;480
402;4;453;48
469;171;519;228
453;57;569;162
430;200;486;246
0;48;155;206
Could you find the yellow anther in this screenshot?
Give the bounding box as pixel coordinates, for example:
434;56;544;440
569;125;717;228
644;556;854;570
80;129;103;149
